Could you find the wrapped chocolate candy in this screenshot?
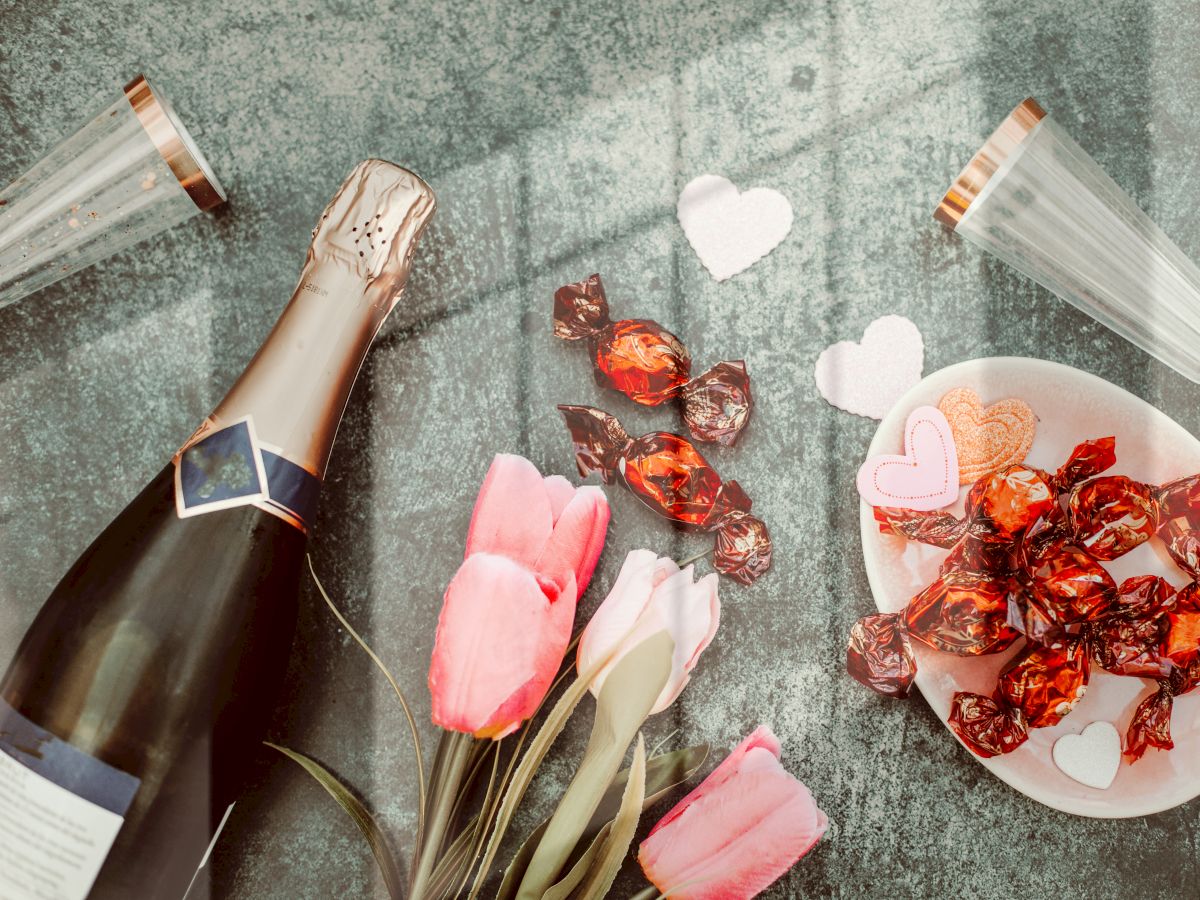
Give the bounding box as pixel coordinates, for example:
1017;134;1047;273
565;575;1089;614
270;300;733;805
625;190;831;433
1017;514;1120;642
946;693;1029;758
873;507;971;549
1087;614;1172;679
1083;576;1177;679
1080;567;1197;763
1110;573;1177;619
1160;517;1200;579
948;637;1090;757
1069;476;1160;560
557;404;771;584
553;274;753;445
1126;654;1199;760
1068;471;1200;561
904;573;1022;656
847;613;916;698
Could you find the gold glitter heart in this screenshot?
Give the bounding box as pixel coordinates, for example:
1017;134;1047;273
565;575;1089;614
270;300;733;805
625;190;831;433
937;387;1037;485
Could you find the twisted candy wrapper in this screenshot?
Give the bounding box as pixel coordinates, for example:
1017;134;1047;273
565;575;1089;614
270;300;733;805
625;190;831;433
554;274;753;445
1068;472;1200;560
1122;581;1200;760
557;404;771;584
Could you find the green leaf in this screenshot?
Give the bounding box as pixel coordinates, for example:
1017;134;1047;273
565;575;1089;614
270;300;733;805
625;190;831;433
575;733;647;900
307;556;426;839
266;742;406;900
424;811;481;900
515;630;674;899
466;632;638;899
604;743;707;817
496;743;708;900
628;888;659;900
539;823;610;900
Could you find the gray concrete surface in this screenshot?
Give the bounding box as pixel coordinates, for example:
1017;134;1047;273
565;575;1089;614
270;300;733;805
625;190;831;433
2;0;1199;896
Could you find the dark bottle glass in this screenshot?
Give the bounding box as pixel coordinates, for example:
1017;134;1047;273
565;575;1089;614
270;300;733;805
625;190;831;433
0;160;436;900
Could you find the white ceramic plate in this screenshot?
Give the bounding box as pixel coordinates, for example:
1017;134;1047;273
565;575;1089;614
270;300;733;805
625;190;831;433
860;357;1200;817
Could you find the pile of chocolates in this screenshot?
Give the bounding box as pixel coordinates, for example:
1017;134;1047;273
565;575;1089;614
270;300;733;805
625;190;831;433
847;435;1200;762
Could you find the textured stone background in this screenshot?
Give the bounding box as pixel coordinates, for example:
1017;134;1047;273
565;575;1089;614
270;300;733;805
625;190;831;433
2;0;1200;897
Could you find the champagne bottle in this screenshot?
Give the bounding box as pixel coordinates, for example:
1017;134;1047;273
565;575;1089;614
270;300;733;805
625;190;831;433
0;160;436;899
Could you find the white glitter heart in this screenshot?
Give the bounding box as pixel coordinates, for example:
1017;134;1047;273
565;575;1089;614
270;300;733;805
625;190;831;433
814;315;924;420
677;174;793;282
1053;721;1121;790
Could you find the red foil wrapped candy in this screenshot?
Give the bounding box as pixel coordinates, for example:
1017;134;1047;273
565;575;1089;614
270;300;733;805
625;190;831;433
1118;571;1200;761
557;404;771;584
903;573;1021;656
553;274;753;445
947;692;1029;758
847;612;916;698
948;637;1089;757
1162;517;1200;579
1125;654;1200;761
1087;614;1171;679
1019;524;1119;638
996;637;1090;728
1067;471;1200;563
1125;682;1176;760
1165;581;1200;666
1068;475;1160;560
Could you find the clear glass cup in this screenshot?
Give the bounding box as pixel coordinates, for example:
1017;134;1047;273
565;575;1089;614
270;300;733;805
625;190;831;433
935;98;1200;384
0;74;226;309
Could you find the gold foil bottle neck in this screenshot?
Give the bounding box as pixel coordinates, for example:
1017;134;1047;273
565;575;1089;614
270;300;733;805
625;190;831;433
181;160;437;487
306;159;437;312
934;98;1046;229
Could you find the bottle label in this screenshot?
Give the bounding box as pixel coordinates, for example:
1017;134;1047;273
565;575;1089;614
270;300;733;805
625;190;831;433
174;416;320;532
0;699;140;900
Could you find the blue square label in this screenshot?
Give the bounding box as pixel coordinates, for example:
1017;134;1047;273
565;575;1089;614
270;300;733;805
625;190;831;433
175;419;268;516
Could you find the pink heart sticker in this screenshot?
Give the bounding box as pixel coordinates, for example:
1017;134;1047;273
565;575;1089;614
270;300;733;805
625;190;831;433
857;406;959;511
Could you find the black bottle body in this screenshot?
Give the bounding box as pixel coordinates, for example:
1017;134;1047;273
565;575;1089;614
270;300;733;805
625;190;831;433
1;464;305;899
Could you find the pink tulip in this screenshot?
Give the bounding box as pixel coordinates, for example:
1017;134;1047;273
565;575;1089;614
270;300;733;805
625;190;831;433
577;549;719;714
429;454;609;739
638;726;828;899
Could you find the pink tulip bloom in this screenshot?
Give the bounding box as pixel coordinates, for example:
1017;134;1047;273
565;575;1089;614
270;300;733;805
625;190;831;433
638;726;828;899
429;454;609;739
577;549;719;714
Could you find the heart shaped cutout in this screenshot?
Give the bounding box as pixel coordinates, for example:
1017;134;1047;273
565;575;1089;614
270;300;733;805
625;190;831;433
677;174;792;281
857;406;958;511
814;316;924;420
938;388;1037;484
1052;721;1121;790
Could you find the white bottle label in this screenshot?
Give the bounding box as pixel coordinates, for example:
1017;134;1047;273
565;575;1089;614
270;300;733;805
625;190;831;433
0;701;139;900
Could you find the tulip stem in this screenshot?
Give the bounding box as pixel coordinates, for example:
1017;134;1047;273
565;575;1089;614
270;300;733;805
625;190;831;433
410;733;474;900
675;548;712;568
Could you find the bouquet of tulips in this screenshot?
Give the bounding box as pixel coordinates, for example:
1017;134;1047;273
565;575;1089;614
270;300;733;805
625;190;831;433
273;454;826;899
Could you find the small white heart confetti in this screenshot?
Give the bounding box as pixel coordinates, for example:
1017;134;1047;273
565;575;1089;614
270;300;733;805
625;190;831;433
677;174;793;281
1052;721;1121;790
814;315;924;419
